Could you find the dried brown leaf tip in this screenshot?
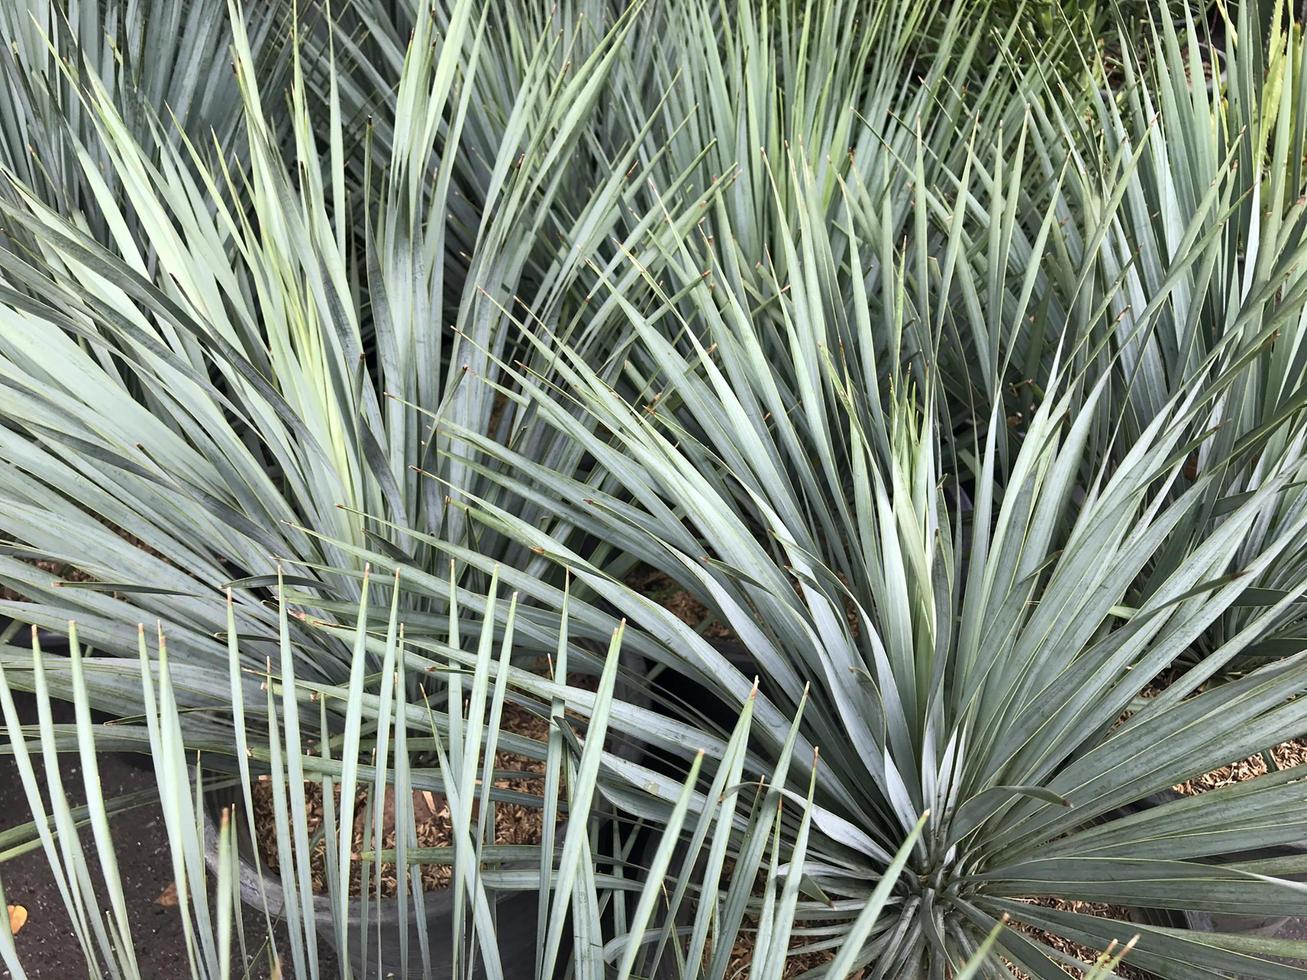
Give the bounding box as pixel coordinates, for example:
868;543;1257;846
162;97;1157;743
154;883;179;907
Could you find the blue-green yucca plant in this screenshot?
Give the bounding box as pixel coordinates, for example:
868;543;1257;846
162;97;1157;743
0;0;1035;744
368;135;1307;974
0;0;713;692
2;0;1307;978
1;574;1073;979
0;0;286;250
0;2;730;968
0;3;1033;975
0;576;712;978
934;1;1307;668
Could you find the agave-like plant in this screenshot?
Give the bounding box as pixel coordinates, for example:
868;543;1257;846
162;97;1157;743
0;0;715;688
934;1;1307;666
1091;4;1307;668
0;576;1047;980
0;576;659;978
637;0;1034;288
4;1;1307;978
0;0;1047;748
344;137;1307;972
0;0;288;251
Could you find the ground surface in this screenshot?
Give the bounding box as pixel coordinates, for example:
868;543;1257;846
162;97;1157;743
0;691;326;979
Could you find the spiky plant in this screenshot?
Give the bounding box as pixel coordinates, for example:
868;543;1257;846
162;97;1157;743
0;0;1046;746
4;1;1307;978
1093;3;1307;668
0;0;288;250
0;0;716;691
0;576;1049;980
343;132;1307;973
0;576;676;979
932;1;1307;666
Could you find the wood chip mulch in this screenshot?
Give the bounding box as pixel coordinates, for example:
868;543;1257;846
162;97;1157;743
1008;898;1147;979
1172;737;1307;795
250;701;553;897
624;568;735;639
725;921;846;980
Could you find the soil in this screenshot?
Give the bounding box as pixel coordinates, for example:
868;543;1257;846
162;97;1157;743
250;701;554;897
0;690;327;979
725;926;847;978
1008;899;1147;979
624;568;735;639
1172;737;1307;795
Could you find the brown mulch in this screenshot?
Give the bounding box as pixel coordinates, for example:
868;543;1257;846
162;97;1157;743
725;923;846;980
1172;737;1307;795
624;568;735;639
1009;899;1146;979
250;701;552;896
1126;678;1307;794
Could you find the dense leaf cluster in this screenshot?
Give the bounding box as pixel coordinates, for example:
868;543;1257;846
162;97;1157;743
1;1;1306;978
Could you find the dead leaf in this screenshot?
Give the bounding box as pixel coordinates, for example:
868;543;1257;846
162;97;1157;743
415;790;439;822
7;904;27;935
155;883;179;907
354;787;446;837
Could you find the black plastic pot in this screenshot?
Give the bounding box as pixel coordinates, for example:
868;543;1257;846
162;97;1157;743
200;781;544;979
613;640;762;980
624;827;694;980
616;639;760;770
0;620;69;654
